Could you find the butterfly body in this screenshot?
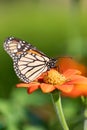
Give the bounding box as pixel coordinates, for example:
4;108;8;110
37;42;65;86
4;37;56;83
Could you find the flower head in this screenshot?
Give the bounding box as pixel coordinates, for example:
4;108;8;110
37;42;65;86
17;67;87;98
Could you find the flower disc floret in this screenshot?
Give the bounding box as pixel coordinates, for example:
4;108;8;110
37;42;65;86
43;69;66;85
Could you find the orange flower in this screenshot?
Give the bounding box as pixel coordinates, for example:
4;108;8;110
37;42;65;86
16;68;87;98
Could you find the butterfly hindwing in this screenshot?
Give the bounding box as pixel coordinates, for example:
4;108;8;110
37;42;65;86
13;50;50;83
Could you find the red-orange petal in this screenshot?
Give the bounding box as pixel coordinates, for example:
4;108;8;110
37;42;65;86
17;82;40;94
56;57;86;75
55;84;74;93
63;69;81;79
27;84;40;94
40;83;55;93
76;84;87;96
62;84;87;97
69;75;87;84
16;83;30;88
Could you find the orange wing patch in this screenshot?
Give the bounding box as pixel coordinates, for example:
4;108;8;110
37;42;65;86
28;49;42;56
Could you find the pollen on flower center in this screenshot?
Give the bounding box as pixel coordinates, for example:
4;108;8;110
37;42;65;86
43;69;66;85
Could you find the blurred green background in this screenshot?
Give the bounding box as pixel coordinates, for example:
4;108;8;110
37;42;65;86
0;0;87;130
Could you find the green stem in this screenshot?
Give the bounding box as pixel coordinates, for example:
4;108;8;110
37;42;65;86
51;93;69;130
83;97;87;130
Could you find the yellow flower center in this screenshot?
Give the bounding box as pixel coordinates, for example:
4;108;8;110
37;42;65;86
43;69;66;85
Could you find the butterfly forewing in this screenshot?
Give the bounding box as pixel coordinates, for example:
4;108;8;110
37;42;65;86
4;37;55;83
4;37;34;58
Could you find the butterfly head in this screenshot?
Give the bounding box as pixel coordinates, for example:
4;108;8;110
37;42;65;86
47;58;57;70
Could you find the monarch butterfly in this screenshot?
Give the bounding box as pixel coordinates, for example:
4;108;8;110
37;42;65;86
4;37;56;83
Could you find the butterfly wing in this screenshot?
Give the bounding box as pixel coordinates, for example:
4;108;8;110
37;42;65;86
14;51;50;82
4;37;36;58
4;37;52;83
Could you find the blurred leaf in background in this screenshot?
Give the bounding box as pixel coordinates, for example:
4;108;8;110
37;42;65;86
0;0;87;130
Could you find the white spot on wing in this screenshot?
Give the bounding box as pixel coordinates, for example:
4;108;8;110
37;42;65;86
18;43;21;49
